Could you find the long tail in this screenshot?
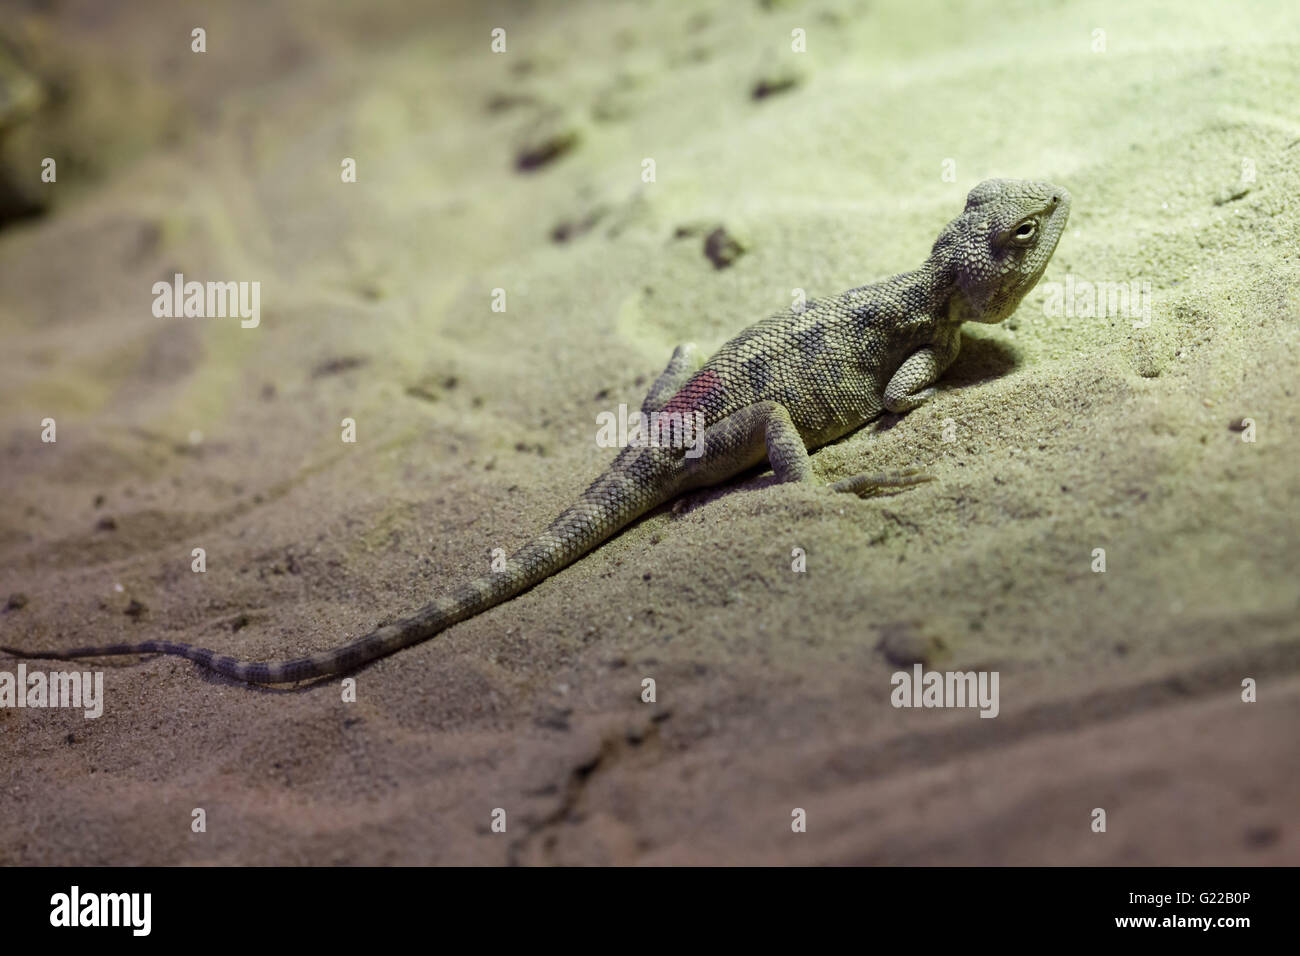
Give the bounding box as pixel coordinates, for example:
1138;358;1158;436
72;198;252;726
1;453;673;684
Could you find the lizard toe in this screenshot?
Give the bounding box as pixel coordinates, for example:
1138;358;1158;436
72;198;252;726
830;468;935;498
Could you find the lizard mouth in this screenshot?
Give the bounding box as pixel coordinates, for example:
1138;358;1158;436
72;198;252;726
1025;196;1070;284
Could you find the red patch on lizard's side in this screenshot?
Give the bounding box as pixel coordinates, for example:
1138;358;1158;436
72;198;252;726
659;369;723;416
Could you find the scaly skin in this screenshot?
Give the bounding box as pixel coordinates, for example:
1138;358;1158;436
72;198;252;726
2;179;1070;684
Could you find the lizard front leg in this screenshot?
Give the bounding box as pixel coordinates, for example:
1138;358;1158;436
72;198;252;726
823;340;962;496
881;334;961;414
827;337;963;495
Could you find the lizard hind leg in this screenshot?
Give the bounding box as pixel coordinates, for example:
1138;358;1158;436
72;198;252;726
747;402;932;496
678;400;933;499
680;401;816;489
762;403;816;483
642;342;703;413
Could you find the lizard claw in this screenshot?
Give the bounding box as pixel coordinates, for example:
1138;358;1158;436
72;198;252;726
829;467;935;498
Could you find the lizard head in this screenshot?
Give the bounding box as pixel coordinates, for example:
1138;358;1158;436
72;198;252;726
931;178;1071;324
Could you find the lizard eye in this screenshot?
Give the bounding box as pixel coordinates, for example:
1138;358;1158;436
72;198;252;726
1012;220;1037;244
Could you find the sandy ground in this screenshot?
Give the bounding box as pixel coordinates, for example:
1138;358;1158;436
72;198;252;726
0;0;1297;865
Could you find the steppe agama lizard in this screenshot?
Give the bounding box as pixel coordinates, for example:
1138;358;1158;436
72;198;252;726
3;179;1070;683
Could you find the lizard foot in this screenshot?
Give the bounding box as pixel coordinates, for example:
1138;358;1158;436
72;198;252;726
829;467;934;498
